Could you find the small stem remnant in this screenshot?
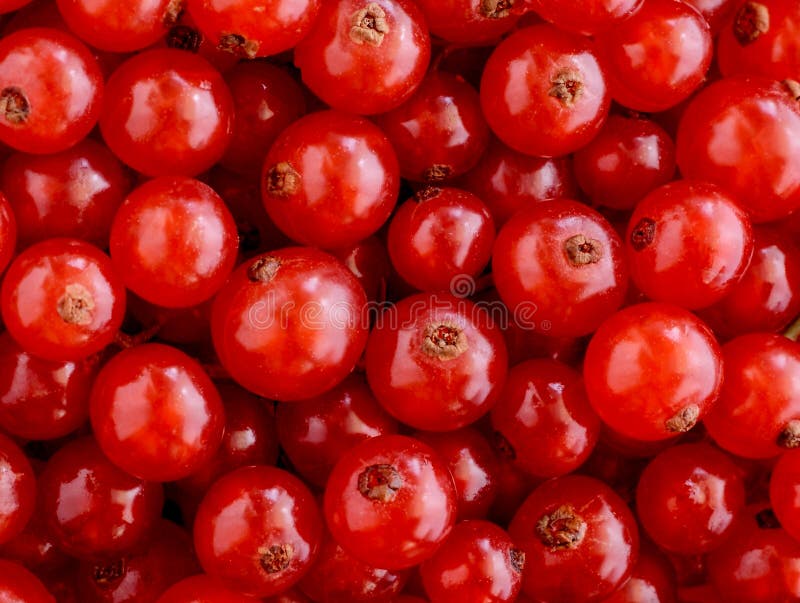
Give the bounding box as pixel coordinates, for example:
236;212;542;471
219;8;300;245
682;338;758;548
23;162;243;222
422;322;468;360
248;257;281;283
424;164;452;183
358;464;403;502
734;1;770;45
0;87;30;124
536;505;587;550
564;234;603;266
218;33;259;58
509;548;526;573
778;419;800;449
549;70;584;107
481;0;514;19
665;404;700;433
260;544;293;574
57;284;95;325
350;3;389;46
630;218;656;251
265;162;301;197
167;25;202;52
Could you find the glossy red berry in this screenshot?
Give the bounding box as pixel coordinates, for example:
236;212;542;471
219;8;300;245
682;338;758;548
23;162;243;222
480;24;610;158
413;0;520;44
602;544;678;603
493;200;628;338
39;436;163;559
491;359;601;479
90;343;225;482
677;76;800;223
0;191;16;276
420;520;524;603
324;435;457;570
186;0;322;58
0;27;103;154
330;235;391;304
509;475;639;603
530;0;643;35
365;292;508;431
157;574;264;603
211;248;368;401
194;465;323;598
387;187;495;294
584;303;723;441
770;448;800;543
261;110;399;250
704;333;800;459
159;9;240;73
100;49;234;177
0;432;35;546
0;0;33;13
0;559;56;602
110;176;239;308
1;238;126;362
686;0;737;31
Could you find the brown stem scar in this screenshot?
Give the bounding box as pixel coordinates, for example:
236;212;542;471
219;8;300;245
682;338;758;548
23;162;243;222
163;0;184;26
350;3;389;46
784;80;800;101
358;464;403;502
422;322;468;360
218;33;259;58
549;70;584;107
778;419;800;449
509;548;526;573
0;87;30;124
259;544;293;573
57;284;95;325
666;404;700;433
167;25;202;52
734;1;769;45
536;505;587;550
423;164;452;182
414;186;442;202
248;257;281;283
565;234;603;266
92;559;126;587
266;162;301;196
630;218;656;251
481;0;514;19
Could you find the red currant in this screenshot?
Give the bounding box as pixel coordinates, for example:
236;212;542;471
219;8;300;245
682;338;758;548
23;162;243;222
157;574;263;603
530;0;643;35
414;0;520;44
602;543;678;603
0;559;56;602
0;432;35;546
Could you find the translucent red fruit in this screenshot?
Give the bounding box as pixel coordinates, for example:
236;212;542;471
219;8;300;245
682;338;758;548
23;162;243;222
109;176;239;309
493;200;628;338
157;575;258;603
194;466;323;598
413;0;520;44
294;0;431;115
491;359;601;479
530;0;643;35
100;49;234;177
595;0;712;112
212;248;368;402
324;435;457;570
636;443;746;554
186;0;321;58
677;76;800;223
0;191;15;275
626;180;754;310
89;343;225;482
602;543;677;603
686;0;737;32
0;238;126;362
704;333;800;459
387;187;495;294
584;303;723;442
480;24;610;158
509;475;639;603
373;72;489;184
55;0;182;51
770;449;800;542
0;559;55;602
420;520;524;603
365;293;508;432
0;433;35;546
573;114;676;211
261;110;399;250
0;0;33;13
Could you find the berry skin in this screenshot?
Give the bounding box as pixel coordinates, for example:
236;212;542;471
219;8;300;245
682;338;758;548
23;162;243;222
294;0;431;115
493;200;628;338
324;435;457;570
770;449;800;543
413;0;521;44
109;176;239;309
636;443;746;554
100;49;234;177
0;559;56;602
602;544;678;603
480;24;610;158
584;303;723;442
704;333;800;459
90;343;225;482
157;574;266;603
261;110;400;250
509;475;639;603
194;465;323;598
211;247;369;402
365;292;508;432
0;191;16;277
0;238;126;362
530;0;643;35
0;432;36;546
0;27;103;154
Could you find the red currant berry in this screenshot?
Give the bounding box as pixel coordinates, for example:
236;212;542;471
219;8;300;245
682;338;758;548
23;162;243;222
0;27;103;154
157;574;262;603
186;0;321;58
413;0;520;44
1;140;129;248
602;543;678;603
261;110;399;250
0;432;35;546
584;303;723;441
573;114;676;211
0;191;16;275
770;448;800;543
1;238;126;362
509;475;639;602
704;333;800;459
480;24;610;157
387;187;495;293
493;200;628;338
530;0;643;35
90;343;225;482
109;176;239;309
686;0;737;31
211;248;368;401
366;292;508;431
294;0;431;115
160;9;239;73
324;435;457;570
330;236;391;304
420;520;524;603
100;49;234;177
491;358;601;479
0;559;55;602
0;0;33;13
677;76;800;223
194;465;323;598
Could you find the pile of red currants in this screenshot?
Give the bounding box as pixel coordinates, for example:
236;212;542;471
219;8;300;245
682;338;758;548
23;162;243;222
0;0;799;601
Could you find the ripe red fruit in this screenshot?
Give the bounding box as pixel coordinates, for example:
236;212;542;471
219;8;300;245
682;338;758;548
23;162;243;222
602;544;678;603
157;574;265;603
530;0;643;35
584;303;723;441
770;449;800;543
0;191;15;275
0;559;56;602
0;432;35;546
413;0;520;44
